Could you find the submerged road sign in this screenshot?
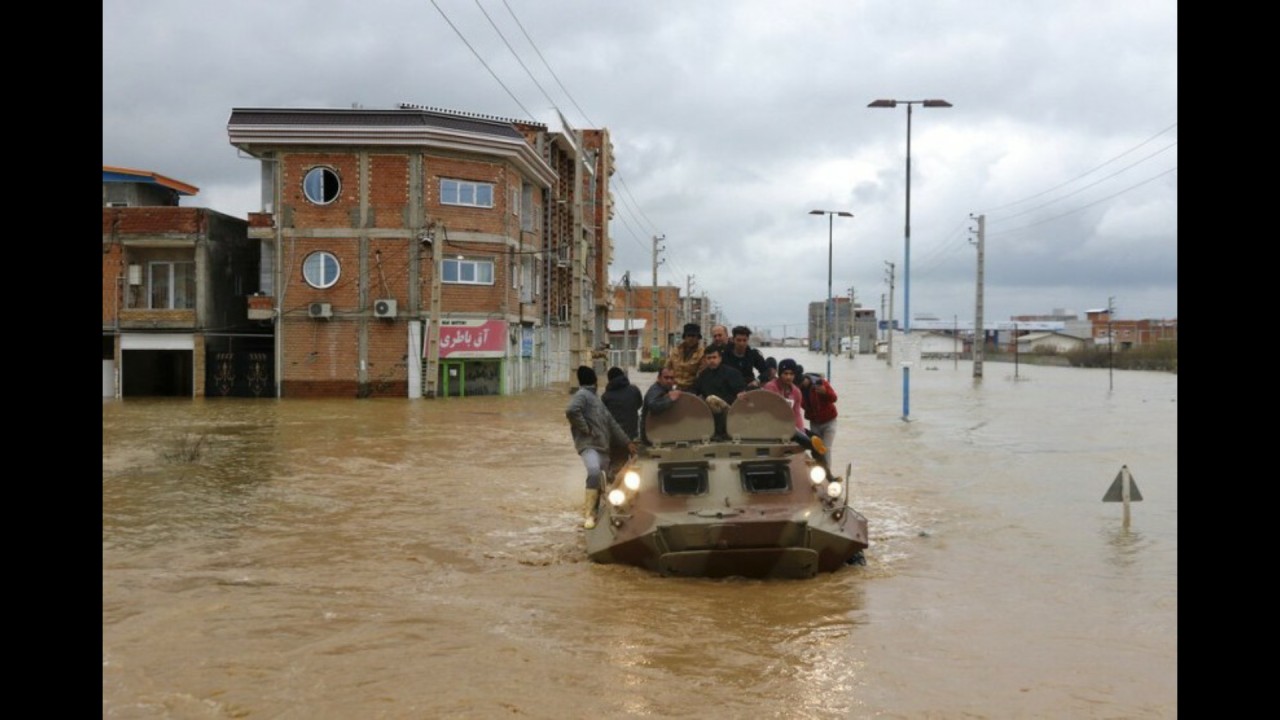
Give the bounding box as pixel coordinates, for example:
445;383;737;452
1102;465;1144;502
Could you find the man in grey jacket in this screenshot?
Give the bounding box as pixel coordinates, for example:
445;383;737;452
566;366;636;529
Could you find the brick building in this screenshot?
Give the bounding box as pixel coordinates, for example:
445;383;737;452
1085;309;1178;349
609;284;685;358
227;105;614;397
102;166;262;397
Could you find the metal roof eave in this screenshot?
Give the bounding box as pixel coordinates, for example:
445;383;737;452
102;165;199;196
228;125;558;189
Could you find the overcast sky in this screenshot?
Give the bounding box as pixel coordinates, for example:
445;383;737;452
103;0;1177;333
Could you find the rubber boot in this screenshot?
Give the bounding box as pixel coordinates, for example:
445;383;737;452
583;489;600;529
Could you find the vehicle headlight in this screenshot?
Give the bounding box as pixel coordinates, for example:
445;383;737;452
623;470;641;491
809;465;827;484
825;481;843;499
607;488;628;507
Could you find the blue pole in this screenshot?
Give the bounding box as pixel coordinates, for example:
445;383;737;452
870;97;951;422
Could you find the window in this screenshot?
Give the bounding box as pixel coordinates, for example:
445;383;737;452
302;251;341;289
260;159;276;213
521;182;535;232
739;461;792;493
149;261;195;309
660;462;708;496
441;178;494;208
302;167;341;205
443;258;494;285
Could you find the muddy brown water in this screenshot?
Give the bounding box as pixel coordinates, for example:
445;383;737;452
103;350;1176;718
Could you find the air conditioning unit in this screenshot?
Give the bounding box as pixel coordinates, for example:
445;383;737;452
373;298;397;318
308;302;332;319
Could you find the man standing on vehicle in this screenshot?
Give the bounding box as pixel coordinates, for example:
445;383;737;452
691;345;747;439
722;325;772;389
800;372;838;461
762;358;827;467
708;324;731;356
664;323;707;391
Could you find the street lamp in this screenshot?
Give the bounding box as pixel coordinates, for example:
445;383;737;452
868;97;952;421
809;209;853;381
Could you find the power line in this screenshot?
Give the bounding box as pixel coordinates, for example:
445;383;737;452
499;0;596;128
493;0;661;241
988;166;1176;239
978;122;1177;215
986;141;1177;225
429;0;535;119
472;0;557;111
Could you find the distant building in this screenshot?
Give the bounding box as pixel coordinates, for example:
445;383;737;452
102;166;261;398
605;318;648;368
1085;309;1177;349
608;283;687;355
1016;331;1087;354
807;297;876;353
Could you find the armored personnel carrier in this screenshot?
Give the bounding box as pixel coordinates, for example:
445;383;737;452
585;390;868;578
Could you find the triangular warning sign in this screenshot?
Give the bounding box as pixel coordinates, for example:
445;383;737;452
1102;466;1143;502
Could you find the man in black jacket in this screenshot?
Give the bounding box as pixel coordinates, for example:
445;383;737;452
691;346;747;439
601;366;643;440
722;325;772;388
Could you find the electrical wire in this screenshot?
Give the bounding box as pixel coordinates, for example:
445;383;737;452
429;0;535;120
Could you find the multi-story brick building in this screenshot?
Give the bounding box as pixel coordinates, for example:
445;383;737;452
102;166;263;397
227;105;614;397
608;284;685;359
1085;309;1178;349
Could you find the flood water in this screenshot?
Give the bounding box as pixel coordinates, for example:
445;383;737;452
103;349;1177;719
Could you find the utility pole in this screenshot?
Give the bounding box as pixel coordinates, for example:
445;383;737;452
953;314;958;369
848;286;856;357
879;293;886;359
1013;321;1020;379
971;214;985;379
622;271;633;370
685;274;696;330
651;234;665;358
1107;296;1116;391
884;262;895;367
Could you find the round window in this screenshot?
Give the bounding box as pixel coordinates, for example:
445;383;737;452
302;167;341;205
302;251;341;289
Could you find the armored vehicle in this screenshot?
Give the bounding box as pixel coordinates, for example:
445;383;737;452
585;390;868;578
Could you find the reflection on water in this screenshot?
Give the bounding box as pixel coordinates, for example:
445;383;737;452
104;353;1176;718
1104;525;1149;570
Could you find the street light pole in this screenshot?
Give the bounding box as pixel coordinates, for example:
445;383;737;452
809;209;853;381
869;98;952;421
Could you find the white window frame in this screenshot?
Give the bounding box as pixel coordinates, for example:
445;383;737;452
440;178;494;208
302;250;341;289
148;261;196;309
302;167;341;205
443;258;494;285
